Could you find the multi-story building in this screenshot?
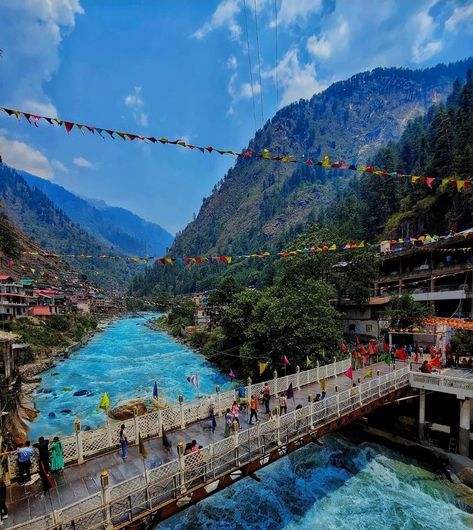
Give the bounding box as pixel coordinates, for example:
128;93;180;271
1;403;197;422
375;231;473;319
0;275;28;320
28;288;67;317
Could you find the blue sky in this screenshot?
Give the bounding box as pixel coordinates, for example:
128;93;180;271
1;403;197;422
0;0;472;234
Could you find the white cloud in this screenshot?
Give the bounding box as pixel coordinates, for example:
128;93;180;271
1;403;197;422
0;135;53;179
263;50;327;107
0;1;84;114
51;159;68;173
445;4;473;35
227;55;238;70
411;4;443;63
240;81;261;98
307;20;349;61
73;157;94;169
274;0;323;28
192;0;241;40
124;86;149;127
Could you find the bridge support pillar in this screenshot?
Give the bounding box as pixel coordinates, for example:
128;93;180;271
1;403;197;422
459;398;470;457
418;390;426;441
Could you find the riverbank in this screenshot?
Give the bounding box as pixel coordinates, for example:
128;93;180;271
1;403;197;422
7;314;119;443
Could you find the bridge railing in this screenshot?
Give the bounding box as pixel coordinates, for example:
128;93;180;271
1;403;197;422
409;371;473;397
8;365;409;530
7;357;351;480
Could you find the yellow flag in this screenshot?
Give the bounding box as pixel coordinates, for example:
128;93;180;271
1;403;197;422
411;176;421;183
320;378;327;392
328;244;336;251
99;392;110;411
322;154;330;167
259;362;269;376
262;149;271;159
364;369;373;378
457;180;465;192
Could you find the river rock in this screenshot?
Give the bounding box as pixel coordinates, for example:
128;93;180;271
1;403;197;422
109;399;148;421
48;412;56;418
73;389;94;397
458;467;473;488
61;409;72;415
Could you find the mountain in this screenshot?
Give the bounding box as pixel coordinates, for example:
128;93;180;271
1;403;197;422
0;164;137;290
20;173;174;256
171;59;473;257
129;58;473;297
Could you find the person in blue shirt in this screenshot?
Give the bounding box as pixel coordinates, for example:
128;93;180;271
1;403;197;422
17;441;34;484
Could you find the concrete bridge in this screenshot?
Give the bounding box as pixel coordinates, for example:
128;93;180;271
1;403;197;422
3;358;415;530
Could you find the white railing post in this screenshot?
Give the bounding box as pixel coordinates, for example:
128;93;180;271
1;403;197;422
273;370;278;396
52;510;62;527
233;420;240;467
325;362;328;379
208;443;214;477
247;377;252;402
144;468;151;510
133;408;140;442
216;386;222;417
256;420;262;452
156;409;163;437
177;441;186;493
275;413;281;446
334;357;337;385
106;416;113;449
296;365;301;389
75;419;84;464
179;395;186;429
336;386;340;416
316;360;320;382
100;471;113;530
377;371;381;397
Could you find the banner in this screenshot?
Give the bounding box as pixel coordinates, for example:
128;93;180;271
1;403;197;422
1;106;472;191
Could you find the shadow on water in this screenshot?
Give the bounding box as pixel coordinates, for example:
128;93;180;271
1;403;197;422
158;434;473;530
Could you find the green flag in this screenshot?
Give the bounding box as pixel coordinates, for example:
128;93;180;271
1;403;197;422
364;369;373;378
305;356;313;368
99;392;110;411
381;354;391;366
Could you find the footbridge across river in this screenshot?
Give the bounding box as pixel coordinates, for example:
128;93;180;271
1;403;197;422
4;359;413;529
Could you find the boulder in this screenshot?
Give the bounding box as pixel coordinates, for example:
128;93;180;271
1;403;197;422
73;389;94;397
458;467;473;488
109;399;148;421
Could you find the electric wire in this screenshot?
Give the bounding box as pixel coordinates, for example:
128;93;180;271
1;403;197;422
253;0;265;126
242;0;258;133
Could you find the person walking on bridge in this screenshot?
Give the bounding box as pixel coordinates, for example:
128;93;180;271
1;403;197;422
16;441;34;485
0;477;7;524
50;437;64;473
249;395;258;425
119;425;128;461
33;436;50;473
262;383;271;415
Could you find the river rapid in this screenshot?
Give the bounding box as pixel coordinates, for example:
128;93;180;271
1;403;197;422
28;314;472;529
29;313;230;438
159;435;473;530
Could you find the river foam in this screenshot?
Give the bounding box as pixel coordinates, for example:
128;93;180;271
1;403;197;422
159;435;472;530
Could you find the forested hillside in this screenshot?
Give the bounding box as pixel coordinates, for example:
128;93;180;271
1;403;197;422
130;59;473;297
21;173;174;256
0;165;138;290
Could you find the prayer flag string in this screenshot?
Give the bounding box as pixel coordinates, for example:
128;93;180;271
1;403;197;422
1;106;472;192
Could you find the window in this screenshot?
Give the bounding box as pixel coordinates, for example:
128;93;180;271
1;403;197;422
366;324;373;332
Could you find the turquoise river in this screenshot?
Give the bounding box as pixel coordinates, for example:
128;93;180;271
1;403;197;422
29;314;473;529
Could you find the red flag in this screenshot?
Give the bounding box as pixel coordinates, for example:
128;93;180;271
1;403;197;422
360;345;367;355
382;341;390;352
355;336;360;347
395;348;407;361
64;121;74;133
341;342;348;352
345;367;353;379
431;357;442;369
283;355;290;366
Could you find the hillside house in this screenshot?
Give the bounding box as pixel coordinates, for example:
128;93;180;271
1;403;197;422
28;288;67;317
0;275;28;320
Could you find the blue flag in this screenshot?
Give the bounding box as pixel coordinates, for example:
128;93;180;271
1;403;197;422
153;381;158;399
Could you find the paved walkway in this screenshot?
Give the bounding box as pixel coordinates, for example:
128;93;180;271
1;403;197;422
4;360;404;528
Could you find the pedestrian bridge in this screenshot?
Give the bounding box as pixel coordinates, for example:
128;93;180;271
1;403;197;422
5;358;412;530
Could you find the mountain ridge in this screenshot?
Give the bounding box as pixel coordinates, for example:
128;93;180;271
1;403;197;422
20;172;174;256
171;58;473;257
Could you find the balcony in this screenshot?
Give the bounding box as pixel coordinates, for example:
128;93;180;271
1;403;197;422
378;262;473;284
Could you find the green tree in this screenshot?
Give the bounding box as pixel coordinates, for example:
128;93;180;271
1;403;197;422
387;294;432;329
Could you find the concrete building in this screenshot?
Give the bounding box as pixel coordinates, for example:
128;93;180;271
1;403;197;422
375;232;473;318
0;275;27;320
